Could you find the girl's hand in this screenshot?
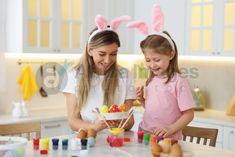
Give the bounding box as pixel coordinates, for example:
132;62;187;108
93;119;107;132
153;126;174;138
136;86;145;102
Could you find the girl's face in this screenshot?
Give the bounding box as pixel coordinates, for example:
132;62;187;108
88;43;118;75
144;49;174;76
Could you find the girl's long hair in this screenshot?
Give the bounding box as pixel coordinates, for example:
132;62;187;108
140;31;180;85
74;28;120;116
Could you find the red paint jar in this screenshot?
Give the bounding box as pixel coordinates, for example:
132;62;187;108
33;138;39;150
107;128;124;147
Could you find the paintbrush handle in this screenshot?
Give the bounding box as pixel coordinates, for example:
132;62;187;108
120;110;134;129
118;116;125;128
101;115;111;129
92;109;111;129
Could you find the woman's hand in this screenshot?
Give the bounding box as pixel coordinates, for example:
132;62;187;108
107;120;121;128
153;126;175;138
136;86;145;104
93;119;107;132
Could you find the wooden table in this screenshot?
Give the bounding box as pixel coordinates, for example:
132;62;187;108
25;130;235;157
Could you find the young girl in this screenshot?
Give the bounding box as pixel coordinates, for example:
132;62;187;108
126;3;195;140
62;15;136;132
136;31;195;139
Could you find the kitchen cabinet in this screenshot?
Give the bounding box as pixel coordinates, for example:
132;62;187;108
185;0;235;56
223;126;235;151
133;0;187;55
41;120;71;138
6;0;84;53
0;0;5;52
5;0;134;54
85;0;134;53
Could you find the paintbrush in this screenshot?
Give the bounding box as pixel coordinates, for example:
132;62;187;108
120;109;134;129
92;109;111;129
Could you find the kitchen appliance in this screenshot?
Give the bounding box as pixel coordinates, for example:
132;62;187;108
12;101;28;118
192;86;205;111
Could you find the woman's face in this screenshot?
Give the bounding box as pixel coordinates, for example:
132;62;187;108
88;43;118;75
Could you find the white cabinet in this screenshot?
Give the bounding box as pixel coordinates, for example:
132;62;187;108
85;0;134;53
133;0;187;55
5;0;134;54
41;120;71;138
0;0;5;52
223;126;235;151
6;0;84;53
185;0;235;56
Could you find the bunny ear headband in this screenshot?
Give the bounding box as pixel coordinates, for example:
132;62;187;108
126;4;175;51
88;15;131;43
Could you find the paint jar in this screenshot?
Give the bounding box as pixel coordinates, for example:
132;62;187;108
52;138;59;150
33;138;39;150
137;131;144;143
150;134;156;145
143;133;150;145
41;138;50;150
70;138;78;150
80;139;88;150
87;137;95;147
107;128;124;147
62;138;68;150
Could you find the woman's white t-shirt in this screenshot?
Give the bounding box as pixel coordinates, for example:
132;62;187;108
62;67;136;122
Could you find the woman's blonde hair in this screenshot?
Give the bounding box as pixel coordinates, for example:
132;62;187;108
74;28;120;116
140;31;180;85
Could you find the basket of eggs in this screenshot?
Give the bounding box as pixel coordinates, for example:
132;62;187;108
100;104;129;120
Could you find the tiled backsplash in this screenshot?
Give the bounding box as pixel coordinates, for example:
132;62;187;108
0;54;235;114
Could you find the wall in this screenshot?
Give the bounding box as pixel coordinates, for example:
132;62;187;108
3;58;67;114
0;0;6;114
0;0;5;52
1;55;235;114
180;60;235;110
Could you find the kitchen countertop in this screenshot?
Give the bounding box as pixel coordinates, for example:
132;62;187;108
0;107;67;125
193;109;235;127
1;107;235;128
134;106;235;128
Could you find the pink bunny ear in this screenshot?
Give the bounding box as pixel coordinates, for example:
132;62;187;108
152;4;164;32
126;21;149;35
111;16;131;30
95;14;108;30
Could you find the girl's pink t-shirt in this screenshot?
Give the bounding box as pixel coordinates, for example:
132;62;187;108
139;73;195;139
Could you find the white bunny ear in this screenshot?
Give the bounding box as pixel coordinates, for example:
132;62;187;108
126;21;149;35
110;16;131;30
95;14;108;30
152;4;164;32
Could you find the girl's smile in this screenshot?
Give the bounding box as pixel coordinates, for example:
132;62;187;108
144;49;174;76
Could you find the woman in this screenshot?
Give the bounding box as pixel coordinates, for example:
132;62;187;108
62;15;136;132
